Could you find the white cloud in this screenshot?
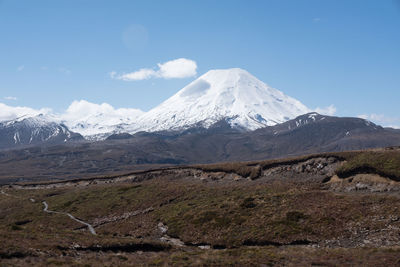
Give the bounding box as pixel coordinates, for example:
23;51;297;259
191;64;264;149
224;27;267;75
112;58;197;81
314;104;336;116
60;100;144;136
17;65;25;71
117;68;157;81
0;103;51;122
4;96;17;101
157;58;197;79
62;100;143;122
357;114;400;128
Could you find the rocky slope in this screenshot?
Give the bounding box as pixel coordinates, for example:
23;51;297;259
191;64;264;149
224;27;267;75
0;115;83;150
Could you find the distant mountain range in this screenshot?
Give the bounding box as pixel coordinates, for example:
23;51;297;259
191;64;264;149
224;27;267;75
0;112;399;183
0;68;399;181
1;68;312;141
0;115;83;150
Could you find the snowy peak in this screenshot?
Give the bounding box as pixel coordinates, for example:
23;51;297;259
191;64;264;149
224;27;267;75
2;114;58;129
132;68;310;132
59;100;144;140
0;115;83;149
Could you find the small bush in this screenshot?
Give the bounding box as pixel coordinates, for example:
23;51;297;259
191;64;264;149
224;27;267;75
286;211;307;222
240;197;256;209
10;224;22;231
249;166;262;180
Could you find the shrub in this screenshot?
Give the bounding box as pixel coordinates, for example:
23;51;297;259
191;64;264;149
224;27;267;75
285;211;307;222
240;197;256;209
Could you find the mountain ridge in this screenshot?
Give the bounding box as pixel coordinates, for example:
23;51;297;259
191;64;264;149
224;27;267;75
0;111;398;152
1;112;399;184
0;114;84;150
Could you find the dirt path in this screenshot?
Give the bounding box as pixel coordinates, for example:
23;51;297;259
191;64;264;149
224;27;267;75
42;201;97;235
0;190;19;198
2;190;97;235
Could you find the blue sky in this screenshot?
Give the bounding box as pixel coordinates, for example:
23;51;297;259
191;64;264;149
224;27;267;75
0;0;399;126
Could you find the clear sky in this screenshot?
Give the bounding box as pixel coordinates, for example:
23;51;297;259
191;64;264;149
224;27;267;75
0;0;399;126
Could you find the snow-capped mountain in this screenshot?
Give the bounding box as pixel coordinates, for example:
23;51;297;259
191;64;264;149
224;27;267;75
59;100;144;140
128;68;310;133
0;114;83;149
0;68;312;141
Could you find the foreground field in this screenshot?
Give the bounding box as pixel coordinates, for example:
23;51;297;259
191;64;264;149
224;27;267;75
1;148;400;266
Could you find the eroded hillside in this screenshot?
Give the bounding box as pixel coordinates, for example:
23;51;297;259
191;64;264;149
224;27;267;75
1;148;400;266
